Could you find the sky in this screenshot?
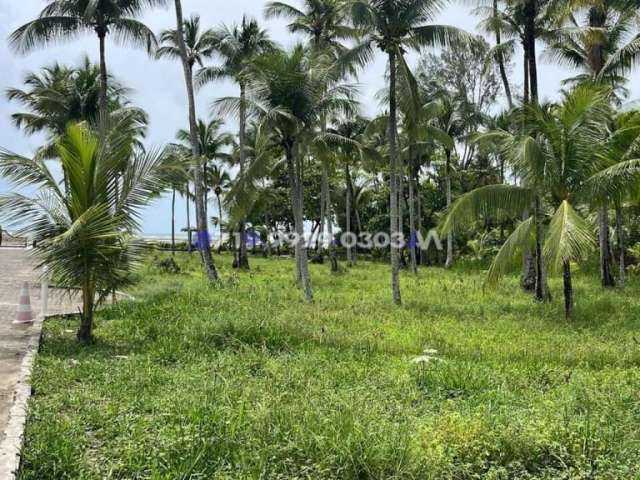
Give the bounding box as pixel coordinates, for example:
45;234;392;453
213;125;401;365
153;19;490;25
1;1;639;237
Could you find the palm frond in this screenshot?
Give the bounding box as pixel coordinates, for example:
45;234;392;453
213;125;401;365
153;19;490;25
543;200;594;273
485;217;535;288
441;184;534;234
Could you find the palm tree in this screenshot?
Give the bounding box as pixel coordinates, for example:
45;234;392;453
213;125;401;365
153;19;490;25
329;117;369;266
442;86;610;317
208;165;232;253
162;144;191;254
232;45;357;301
266;0;359;273
177;118;234;217
196;16;273;270
157;14;216;68
545;0;640;287
0;120;167;342
10;0;164;117
475;0;514;108
347;0;470;304
545;0;640;93
425;93;462;269
167;0;219;283
6;57;138;159
583;110;640;288
265;0;356;56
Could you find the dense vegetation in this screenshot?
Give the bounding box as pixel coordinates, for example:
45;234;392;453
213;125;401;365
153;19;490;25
19;254;640;479
3;0;640;476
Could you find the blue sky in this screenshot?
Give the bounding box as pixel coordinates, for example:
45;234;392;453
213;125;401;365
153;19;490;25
1;0;637;236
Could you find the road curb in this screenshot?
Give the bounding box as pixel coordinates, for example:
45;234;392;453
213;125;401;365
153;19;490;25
0;316;43;479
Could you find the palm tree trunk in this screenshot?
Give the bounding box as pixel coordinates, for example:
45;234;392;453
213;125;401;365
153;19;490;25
598;206;615;287
534;196;550;302
238;82;250;269
408;148;417;274
398;147;406;269
171;187;176;255
264;213;272;257
388;50;402;305
77;272;95;343
494;0;513;109
287;142;313;301
173;0;218;283
521;207;536;291
325;167;338;272
524;0;538;103
345;164;354;267
445;149;454;268
616;205;625;287
217;193;224;254
186;182;192;253
523;48;530;105
318;167;327;258
563;260;573;319
97;28;108;120
416;171;425;265
203;162;208;220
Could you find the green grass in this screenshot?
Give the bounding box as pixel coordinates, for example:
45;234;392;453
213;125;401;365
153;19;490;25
18;254;640;479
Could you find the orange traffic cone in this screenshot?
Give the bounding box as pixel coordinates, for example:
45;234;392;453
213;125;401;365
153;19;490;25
14;282;33;324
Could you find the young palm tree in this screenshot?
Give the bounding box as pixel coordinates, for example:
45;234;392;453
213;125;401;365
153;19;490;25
442;86;610;317
346;0;470;304
0;120;167;342
168;0;219;283
196;16;273;270
10;0;164;117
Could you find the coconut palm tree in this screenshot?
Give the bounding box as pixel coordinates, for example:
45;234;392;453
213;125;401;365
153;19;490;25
157;14;216;68
167;0;219;283
196;16;273;270
265;0;356;57
545;0;640;286
474;0;514;108
162;144;192;254
10;0;164;118
209;165;232;253
6;57;141;159
477;0;560;105
177;118;234;217
346;0;470;304
0;119;167;342
545;0;640;94
442;86;611;317
266;0;358;273
583;110;640;288
227;45;357;301
329;117;369;266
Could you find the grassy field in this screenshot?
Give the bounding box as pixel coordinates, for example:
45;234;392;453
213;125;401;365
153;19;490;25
18;253;640;479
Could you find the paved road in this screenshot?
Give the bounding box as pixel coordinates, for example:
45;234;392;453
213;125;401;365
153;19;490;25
0;248;82;447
